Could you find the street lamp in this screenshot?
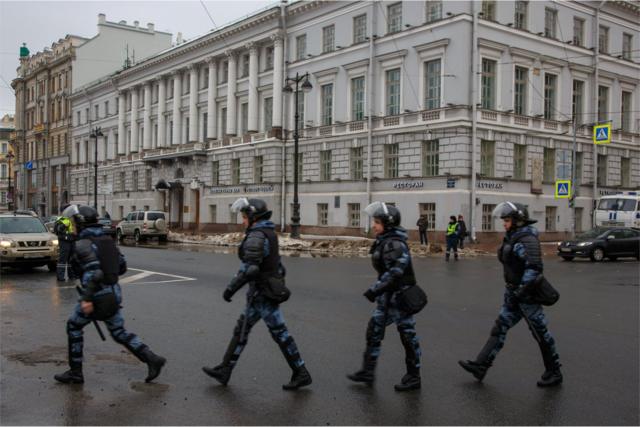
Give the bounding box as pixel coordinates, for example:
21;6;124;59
90;126;103;210
283;72;312;239
5;151;15;211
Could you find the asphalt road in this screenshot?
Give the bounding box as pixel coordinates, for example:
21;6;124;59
1;243;638;425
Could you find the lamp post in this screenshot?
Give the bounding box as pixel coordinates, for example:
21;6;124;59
283;72;312;239
6;151;15;211
90;127;103;210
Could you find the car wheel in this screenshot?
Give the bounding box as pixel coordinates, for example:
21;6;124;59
117;229;124;242
47;262;56;272
590;247;605;262
561;256;574;261
134;229;141;243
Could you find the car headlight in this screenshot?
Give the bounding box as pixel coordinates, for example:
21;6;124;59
0;240;14;248
50;239;59;246
557;241;562;247
577;241;593;247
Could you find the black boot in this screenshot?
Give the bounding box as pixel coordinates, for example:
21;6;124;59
445;253;450;262
394;367;421;392
458;360;489;381
537;368;563;387
202;364;233;385
54;365;84;384
136;347;166;383
347;353;376;384
283;365;312;390
537;343;562;387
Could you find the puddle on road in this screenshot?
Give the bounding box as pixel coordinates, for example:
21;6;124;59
6;345;67;366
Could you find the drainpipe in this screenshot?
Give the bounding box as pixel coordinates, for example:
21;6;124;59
592;1;606;225
469;2;479;242
280;0;288;232
365;0;377;234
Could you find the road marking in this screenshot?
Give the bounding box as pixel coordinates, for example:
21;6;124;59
120;270;154;284
123;268;197;285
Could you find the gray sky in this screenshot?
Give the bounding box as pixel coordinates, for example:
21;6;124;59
0;0;274;116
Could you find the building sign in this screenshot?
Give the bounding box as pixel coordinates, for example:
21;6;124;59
554;180;571;199
393;181;424;190
593;123;611;145
599;189;622;196
476;181;504;190
446;178;456;188
209;184;274;195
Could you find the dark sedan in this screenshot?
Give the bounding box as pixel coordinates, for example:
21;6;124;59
557;227;640;262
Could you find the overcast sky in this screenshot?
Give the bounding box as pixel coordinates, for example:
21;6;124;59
0;0;274;116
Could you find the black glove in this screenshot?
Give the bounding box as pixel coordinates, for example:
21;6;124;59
363;289;377;302
223;288;234;302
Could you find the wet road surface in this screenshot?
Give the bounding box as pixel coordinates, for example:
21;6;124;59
1;244;638;425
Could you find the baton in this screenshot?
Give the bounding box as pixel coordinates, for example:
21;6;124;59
518;303;542;344
75;286;106;341
239;289;256;345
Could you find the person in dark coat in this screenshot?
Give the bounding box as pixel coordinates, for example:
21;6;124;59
416;215;428;245
457;215;468;249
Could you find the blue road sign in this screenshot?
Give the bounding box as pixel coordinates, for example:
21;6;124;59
25;161;33;170
593;123;611;144
555;180;571;199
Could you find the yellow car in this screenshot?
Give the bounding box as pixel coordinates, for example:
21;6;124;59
0;212;59;272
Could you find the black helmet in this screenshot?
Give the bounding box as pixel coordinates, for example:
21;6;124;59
230;197;272;224
364;201;401;229
61;204;99;230
492;201;536;227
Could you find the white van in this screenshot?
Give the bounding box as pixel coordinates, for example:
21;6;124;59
593;192;640;228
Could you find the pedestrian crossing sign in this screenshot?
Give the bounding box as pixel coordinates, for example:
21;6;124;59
593;123;611;145
555;180;571;199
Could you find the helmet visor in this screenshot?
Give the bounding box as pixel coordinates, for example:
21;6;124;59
230;197;250;214
61;204;80;218
364;201;389;217
492;201;519;219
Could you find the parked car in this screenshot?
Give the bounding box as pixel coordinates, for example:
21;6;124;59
557;227;640;262
116;210;168;243
0;212;59;271
43;216;58;233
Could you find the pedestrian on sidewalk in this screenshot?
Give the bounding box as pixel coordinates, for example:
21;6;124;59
416;215;428;245
445;215;460;261
347;201;423;391
203;198;312;390
457;215;468;249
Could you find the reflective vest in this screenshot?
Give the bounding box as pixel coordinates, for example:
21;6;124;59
56;217;74;235
446;223;458;236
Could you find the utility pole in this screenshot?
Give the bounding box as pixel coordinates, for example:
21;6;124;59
90;127;103;210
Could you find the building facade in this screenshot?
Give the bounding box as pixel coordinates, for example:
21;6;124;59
69;1;640;240
0;115;16;212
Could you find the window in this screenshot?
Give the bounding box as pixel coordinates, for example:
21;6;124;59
514;144;526;180
621;91;632;132
480;139;495;177
353;14;367;43
254;156;263;183
296;35;307;60
229;204;237;224
482;204;496;231
348;203;361;227
544;8;557;38
76;111;81;126
169;120;173;144
514;1;527;29
115;97;119;113
202;113;208;140
387;3;402;34
0;164;7;178
597;155;607;186
482;0;496;20
351;77;365;121
599;26;609;54
264;97;273;132
184;73;190;94
419;203;437;230
220;108;227;136
322;25;335;53
422;140;439;176
296;92;305;127
572;80;584;125
241;103;248;134
544;73;557;120
622;33;633;60
384;144;399;178
424;59;441;110
145;169;152;190
231;158;240;185
317;203;329;226
118;172;125;192
320;150;332;181
132;170;139;192
321;84;333;125
241;55;249;78
545;206;557;232
386;68;401;116
94;105;99;120
220;61;228;83
0;143;6;154
211;161;219;185
202;68;209;89
598;86;608;123
209;205;217;222
481;58;496;109
556;149;571;180
425;1;442;23
351;147;363;180
514;66;527;115
621;157;631;187
543;147;555;182
82;177;87;194
104;101;109;116
573;18;584;46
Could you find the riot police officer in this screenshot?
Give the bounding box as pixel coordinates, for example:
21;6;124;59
202;198;312;390
347;202;422;391
54;204;166;384
459;202;562;387
54;204;75;282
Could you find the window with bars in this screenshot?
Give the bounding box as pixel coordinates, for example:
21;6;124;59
322;25;335;53
543;148;555;182
211;161;220;186
317;203;329;226
231;158;240;185
621;91;632;131
320;150;332;181
597;155;607;186
296;35;307;60
351;77;365;121
254;156;264;184
622;33;633;60
572;80;584;125
386;68;401;116
264;97;273;132
387;3;402;33
573;18;584;46
482;0;496;20
422;140;439;177
599;26;609;53
598;86;608;123
384;144;399;178
514;66;527;115
419;203;437;230
545;206;557;232
544;8;557;38
514;1;527;29
348;203;361;227
621;157;631;187
353;14;367;43
425;1;442;23
351;147;363;180
482;204;496;231
321;84;333;125
544;73;557;120
514;144;526;180
556;149;571;180
481;58;496;109
480;140;495;177
424;59;441;110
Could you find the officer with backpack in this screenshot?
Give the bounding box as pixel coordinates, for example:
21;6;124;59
458;202;562;387
54;204;166;384
54;204;75;282
347;202;427;391
202;198;312;390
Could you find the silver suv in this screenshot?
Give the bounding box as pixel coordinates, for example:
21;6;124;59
116;210;168;243
0;212;59;271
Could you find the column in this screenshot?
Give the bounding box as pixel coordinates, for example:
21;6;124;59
172;70;182;145
188;64;199;142
108;128;115;160
130;86;139;153
117;91;126;155
247;42;259;132
157;76;166;148
206;57;218;139
272;32;284;130
225;51;237;136
143;82;152;150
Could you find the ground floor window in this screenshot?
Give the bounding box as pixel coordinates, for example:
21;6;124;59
419;203;436;230
317;203;328;226
348;203;360;227
545;206;557;232
482;204;496;231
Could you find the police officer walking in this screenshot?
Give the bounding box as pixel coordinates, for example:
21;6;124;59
54;204;75;282
458;202;562;387
54;204;166;384
445;215;460;261
202;198;312;390
347;202;422;391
